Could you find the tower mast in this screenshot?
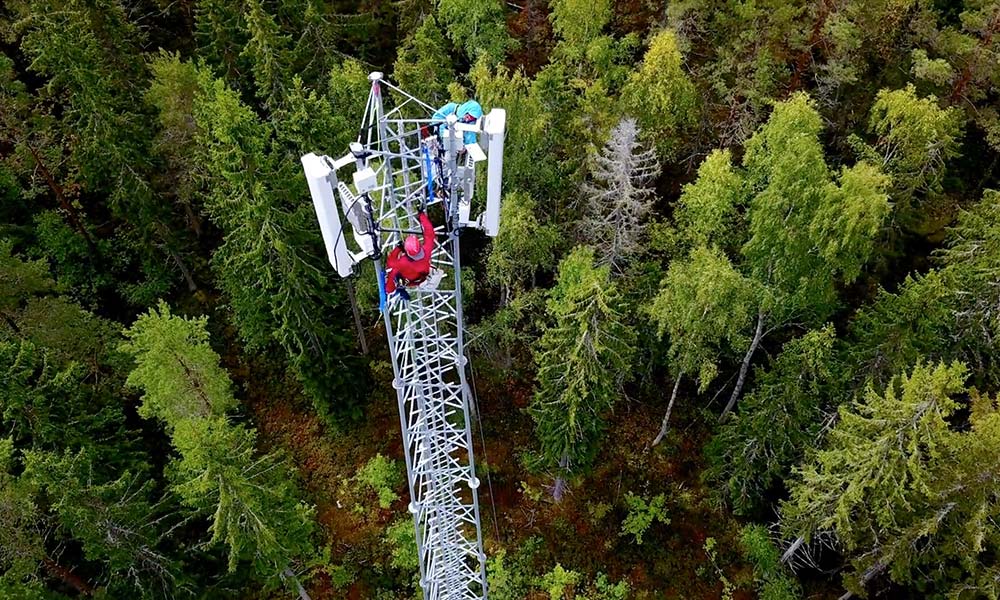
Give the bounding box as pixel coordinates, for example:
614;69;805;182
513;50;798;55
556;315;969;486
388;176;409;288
301;72;506;600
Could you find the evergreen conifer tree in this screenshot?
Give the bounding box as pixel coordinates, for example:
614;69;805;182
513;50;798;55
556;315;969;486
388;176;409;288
529;247;635;496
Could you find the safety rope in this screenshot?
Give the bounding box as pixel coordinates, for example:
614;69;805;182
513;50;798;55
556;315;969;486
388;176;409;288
467;346;501;544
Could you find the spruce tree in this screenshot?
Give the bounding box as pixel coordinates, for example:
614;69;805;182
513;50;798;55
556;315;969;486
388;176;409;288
782;361;1000;598
578;118;660;271
121;302;236;426
707;326;837;514
121;304;316;582
529;247;635;495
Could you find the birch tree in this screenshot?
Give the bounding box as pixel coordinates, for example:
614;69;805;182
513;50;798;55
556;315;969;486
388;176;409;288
647;246;755;446
865;85;963;199
723;94;890;418
620;30;699;160
578;118;660;271
673;148;746;254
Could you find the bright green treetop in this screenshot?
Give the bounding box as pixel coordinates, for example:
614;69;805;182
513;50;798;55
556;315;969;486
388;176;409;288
620;30;699;160
549;0;611;61
394;17;456;106
742;93;890;322
866;85;963;198
0;439;46;589
487;192;561;302
437;0;512;63
649;246;755;389
121;302;235;427
673;149;746;253
781;361;1000;597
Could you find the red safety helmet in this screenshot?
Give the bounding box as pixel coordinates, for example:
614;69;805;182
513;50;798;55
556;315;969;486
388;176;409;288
404;235;422;258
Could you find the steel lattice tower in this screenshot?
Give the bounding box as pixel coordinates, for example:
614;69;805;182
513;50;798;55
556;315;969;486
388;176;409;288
301;72;505;600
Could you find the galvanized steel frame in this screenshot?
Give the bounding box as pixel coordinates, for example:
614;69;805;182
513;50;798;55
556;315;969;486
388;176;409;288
355;73;488;600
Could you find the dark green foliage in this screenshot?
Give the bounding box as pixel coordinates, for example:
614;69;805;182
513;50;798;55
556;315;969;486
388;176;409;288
1;0;999;597
847;189;1000;388
169;416;315;575
23;449;180;596
707;326;837;515
0;340;108;452
529;247;636;476
193;69;365;420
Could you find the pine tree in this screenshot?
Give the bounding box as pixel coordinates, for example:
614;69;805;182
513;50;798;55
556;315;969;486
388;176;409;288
911;2;1000;150
7;0;200;298
0;55;92;248
578;118;660;271
529;247;636;494
0;241;52;327
846;189;1000;388
0;340;93;450
470;59;563;201
935;190;1000;383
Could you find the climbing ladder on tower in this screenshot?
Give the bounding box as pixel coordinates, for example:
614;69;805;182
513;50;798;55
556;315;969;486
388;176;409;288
300;72;506;600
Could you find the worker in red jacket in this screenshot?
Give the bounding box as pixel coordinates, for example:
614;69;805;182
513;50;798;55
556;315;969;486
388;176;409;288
385;210;435;302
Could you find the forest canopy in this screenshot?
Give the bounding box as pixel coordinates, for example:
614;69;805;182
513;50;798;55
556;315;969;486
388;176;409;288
1;0;999;599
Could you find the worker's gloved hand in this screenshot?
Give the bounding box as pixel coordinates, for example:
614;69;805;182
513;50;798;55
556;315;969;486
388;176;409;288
413;198;424;213
395;288;410;303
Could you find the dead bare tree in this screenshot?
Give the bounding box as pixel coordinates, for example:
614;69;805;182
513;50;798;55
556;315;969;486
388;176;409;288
578;118;660;272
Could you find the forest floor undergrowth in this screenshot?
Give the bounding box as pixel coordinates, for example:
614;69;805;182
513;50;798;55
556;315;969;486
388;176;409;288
244;362;804;599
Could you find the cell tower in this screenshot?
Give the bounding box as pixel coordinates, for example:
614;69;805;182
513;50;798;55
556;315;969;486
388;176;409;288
300;72;505;600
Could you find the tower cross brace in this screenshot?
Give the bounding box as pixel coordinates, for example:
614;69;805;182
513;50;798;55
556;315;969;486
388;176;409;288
301;72;506;600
